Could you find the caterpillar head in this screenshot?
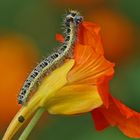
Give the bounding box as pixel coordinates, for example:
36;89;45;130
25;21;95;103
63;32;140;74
74;15;83;25
65;10;83;26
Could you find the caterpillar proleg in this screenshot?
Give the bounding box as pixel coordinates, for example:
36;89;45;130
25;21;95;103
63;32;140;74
18;10;83;105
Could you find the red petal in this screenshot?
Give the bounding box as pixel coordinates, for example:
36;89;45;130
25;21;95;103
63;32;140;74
92;95;140;138
56;33;64;43
97;75;114;108
91;108;109;131
78;22;104;55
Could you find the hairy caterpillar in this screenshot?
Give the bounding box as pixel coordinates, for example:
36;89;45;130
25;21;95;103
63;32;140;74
18;10;83;105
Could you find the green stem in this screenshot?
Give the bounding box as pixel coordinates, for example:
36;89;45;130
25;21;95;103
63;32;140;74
19;107;45;140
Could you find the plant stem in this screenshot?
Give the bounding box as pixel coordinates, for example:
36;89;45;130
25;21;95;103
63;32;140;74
19;107;45;140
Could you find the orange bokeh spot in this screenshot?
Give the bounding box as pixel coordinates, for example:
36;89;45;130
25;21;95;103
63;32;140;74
86;9;135;63
0;34;39;129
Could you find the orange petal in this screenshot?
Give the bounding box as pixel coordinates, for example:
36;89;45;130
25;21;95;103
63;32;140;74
67;21;114;86
78;21;104;55
92;95;140;138
68;43;114;86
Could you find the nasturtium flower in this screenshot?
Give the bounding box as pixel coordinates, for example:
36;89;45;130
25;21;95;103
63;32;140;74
3;21;140;139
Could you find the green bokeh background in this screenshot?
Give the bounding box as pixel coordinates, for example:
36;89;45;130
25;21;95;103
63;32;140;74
0;0;140;140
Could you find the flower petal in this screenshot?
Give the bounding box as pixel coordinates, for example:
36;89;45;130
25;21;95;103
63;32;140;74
68;43;114;86
97;75;114;108
92;95;140;138
46;84;103;115
91;108;109;131
78;22;104;55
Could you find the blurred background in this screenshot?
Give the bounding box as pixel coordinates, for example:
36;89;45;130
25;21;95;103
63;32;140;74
0;0;140;139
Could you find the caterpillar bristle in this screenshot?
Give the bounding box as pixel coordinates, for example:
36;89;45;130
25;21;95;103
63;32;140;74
18;10;83;105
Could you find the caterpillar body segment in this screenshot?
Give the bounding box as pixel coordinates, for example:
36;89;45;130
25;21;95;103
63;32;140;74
18;10;83;105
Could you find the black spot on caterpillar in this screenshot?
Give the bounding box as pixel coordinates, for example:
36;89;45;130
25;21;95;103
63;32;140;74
18;10;83;105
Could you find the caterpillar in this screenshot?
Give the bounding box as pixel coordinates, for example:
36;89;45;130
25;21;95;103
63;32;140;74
18;10;83;105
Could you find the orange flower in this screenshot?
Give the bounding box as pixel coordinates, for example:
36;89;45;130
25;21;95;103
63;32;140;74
3;21;140;139
50;22;140;138
73;22;140;138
